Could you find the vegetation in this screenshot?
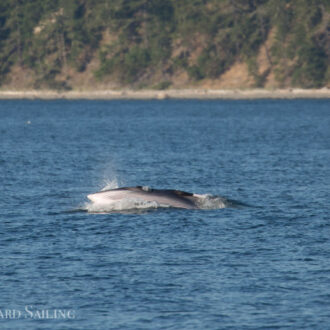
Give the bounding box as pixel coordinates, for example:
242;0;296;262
0;0;328;89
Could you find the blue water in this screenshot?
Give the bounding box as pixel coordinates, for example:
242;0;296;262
0;99;329;329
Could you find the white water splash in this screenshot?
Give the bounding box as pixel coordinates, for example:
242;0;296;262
85;198;167;213
101;178;120;191
194;194;228;209
98;160;125;191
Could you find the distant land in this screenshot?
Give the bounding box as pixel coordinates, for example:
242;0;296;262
0;88;329;100
0;0;329;91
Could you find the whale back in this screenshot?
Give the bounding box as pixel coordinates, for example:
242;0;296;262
88;186;198;209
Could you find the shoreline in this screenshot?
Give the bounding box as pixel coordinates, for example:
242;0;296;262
0;88;329;100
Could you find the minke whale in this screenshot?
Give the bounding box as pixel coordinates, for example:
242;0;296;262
87;186;205;209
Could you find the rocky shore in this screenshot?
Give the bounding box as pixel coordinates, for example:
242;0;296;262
0;88;329;100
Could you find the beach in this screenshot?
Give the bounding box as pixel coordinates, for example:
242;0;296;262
0;88;329;100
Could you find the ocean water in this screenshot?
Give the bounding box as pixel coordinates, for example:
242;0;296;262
0;99;329;329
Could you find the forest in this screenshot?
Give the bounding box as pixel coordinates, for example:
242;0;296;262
0;0;329;90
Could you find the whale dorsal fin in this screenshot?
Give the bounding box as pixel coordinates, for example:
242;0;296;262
171;190;193;197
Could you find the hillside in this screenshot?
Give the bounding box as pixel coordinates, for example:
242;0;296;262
0;0;329;90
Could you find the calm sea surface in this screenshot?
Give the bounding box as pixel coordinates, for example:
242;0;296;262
0;99;329;329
